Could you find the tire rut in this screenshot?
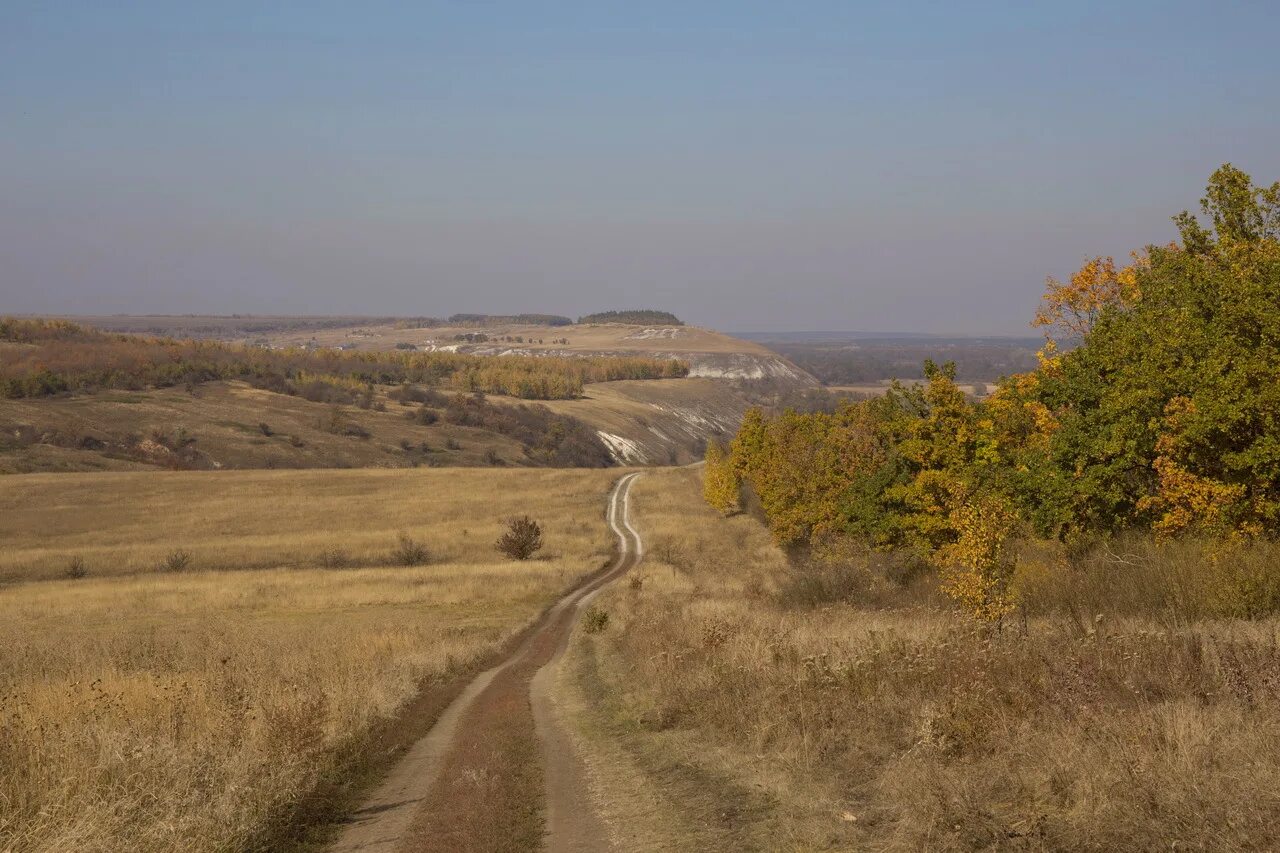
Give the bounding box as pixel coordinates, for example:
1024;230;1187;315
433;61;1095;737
328;473;643;853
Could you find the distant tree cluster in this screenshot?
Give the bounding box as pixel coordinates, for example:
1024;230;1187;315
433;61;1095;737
0;319;688;401
710;165;1280;621
447;313;574;326
577;310;684;326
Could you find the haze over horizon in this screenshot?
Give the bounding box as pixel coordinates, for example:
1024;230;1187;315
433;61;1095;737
3;2;1279;334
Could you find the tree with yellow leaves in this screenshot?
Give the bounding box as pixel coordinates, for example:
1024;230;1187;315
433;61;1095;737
1033;254;1143;339
702;440;742;516
934;488;1019;624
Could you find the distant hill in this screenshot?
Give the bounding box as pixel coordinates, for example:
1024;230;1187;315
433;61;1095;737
577;310;683;326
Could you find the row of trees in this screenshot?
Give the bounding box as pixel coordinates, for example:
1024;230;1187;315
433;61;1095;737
577;310;683;325
706;165;1280;621
0;320;688;401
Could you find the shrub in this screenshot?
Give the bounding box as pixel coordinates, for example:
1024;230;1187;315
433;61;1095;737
323;406;371;439
702;441;741;515
496;516;544;560
392;534;429;567
317;548;350;569
582;606;610;633
65;556;88;579
258;422;273;436
158;549;193;573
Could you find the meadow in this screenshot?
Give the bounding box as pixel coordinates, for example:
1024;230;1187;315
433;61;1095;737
562;466;1280;851
0;467;619;852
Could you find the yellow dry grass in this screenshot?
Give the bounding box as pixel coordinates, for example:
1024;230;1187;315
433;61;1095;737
0;467;619;852
565;466;1280;851
0;466;616;581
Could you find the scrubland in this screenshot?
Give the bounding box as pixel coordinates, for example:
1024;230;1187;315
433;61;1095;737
0;467;617;852
566;466;1280;851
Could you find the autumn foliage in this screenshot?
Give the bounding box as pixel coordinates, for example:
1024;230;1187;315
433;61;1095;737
710;164;1280;621
701;441;741;515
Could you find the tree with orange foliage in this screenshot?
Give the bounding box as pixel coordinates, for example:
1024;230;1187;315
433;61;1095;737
1033;254;1142;339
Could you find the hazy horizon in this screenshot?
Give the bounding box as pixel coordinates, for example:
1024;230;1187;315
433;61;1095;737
3;2;1279;334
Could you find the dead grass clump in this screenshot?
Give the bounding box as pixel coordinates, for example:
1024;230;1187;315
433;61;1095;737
64;556;88;579
317;548;351;569
392;534;429;567
582;606;610;633
1016;535;1280;623
157;549;192;573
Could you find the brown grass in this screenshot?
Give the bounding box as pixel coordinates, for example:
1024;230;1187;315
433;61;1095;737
0;467;618;852
563;466;1280;851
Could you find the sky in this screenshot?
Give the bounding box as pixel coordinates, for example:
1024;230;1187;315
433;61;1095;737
2;2;1278;334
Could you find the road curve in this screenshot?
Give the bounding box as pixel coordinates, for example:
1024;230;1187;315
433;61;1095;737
329;472;643;853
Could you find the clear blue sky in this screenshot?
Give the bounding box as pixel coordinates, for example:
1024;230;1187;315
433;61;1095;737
2;1;1278;333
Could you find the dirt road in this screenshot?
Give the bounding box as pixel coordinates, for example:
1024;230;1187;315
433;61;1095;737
329;472;643;853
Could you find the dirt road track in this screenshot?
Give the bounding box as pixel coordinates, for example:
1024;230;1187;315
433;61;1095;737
329;473;643;853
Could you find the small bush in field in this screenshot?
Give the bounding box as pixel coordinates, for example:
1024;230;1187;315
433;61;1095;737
258;422;273;436
392;534;429;567
65;556;88;579
317;548;350;569
496;516;543;560
158;549;192;573
582;606;609;633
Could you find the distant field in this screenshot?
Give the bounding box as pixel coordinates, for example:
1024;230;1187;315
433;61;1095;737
50;313;775;356
756;336;1040;385
236;319;781;358
825;381;992;398
0;466;619;852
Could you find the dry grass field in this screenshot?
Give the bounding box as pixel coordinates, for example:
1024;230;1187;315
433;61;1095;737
224;320;779;357
0;467;619;852
562;467;1280;851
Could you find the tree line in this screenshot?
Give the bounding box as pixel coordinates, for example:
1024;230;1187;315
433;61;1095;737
577;310;683;325
0;319;688;401
705;165;1280;621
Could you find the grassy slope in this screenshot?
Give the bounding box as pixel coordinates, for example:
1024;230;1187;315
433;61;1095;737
488;377;745;465
561;466;1280;851
0;467;619;852
0;381;529;475
0;376;752;474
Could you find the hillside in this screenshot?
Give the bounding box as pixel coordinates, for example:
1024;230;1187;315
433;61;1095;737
1;316;812;473
203;318;813;383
